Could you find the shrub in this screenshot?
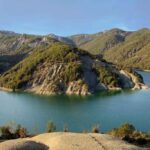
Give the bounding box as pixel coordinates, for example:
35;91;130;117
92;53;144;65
108;123;135;137
0;124;28;139
65;52;79;62
62;62;83;82
92;124;100;133
0;126;13;139
93;65;120;87
46;121;56;133
63;124;69;132
15;125;28;138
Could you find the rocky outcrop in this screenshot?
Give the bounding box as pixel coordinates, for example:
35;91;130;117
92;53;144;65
0;132;143;150
66;81;89;95
120;70;149;90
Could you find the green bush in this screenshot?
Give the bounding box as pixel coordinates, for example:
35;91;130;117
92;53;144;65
93;65;120;87
108;123;136;137
62;62;83;82
15;125;28;138
63;124;69;132
0;124;28;139
65;52;79;62
46;121;56;133
92;124;100;133
0;126;13;139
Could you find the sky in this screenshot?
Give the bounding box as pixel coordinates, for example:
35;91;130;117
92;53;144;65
0;0;150;36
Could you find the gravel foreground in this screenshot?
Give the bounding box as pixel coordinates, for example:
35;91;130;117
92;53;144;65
0;132;148;150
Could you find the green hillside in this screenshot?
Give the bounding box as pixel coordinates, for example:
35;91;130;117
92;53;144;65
104;29;150;70
69;28;129;54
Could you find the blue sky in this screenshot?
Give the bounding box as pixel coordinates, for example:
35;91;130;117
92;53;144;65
0;0;150;36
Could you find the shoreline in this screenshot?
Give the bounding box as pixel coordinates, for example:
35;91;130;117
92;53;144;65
144;70;150;72
0;87;14;92
135;69;150;72
0;85;149;96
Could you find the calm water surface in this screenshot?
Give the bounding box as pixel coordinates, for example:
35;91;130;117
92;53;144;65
0;71;150;133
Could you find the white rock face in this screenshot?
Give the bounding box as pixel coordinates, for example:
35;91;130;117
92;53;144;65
66;81;89;96
120;70;149;90
120;70;134;88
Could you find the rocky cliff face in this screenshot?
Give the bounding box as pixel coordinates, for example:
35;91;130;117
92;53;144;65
26;62;89;95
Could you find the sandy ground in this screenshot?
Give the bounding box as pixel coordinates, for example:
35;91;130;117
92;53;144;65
0;132;147;150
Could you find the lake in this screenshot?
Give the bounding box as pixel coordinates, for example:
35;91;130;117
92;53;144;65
0;71;150;133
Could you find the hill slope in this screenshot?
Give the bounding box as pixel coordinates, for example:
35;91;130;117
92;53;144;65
104;29;150;70
68;28;130;54
0;31;58;73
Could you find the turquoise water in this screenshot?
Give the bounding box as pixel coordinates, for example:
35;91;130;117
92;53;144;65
0;71;150;133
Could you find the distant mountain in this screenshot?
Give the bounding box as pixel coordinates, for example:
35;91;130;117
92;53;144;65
0;30;18;37
0;32;58;73
104;28;150;70
48;34;75;46
68;28;130;54
0;32;57;55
